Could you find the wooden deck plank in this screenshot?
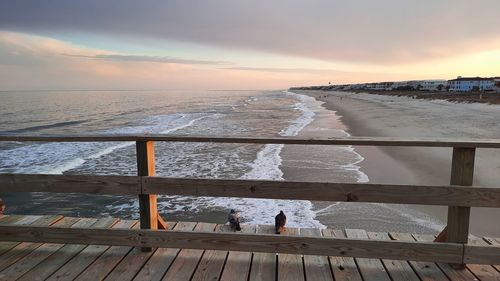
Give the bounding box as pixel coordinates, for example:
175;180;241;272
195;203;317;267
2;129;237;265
466;236;500;281
17;217;117;281
161;222;216;281
345;229;391;281
367;232;420;281
133;221;196;281
301;228;333;281
322;229;362;281
483;237;500;271
277;227;304;281
0;215;62;272
0;217;83;281
413;234;478;280
248;225;276;281
46;219;133;281
104;222;176;281
389;232;448;281
0;215;33;256
74;220;139;281
190;224;229;281
220;224;256;281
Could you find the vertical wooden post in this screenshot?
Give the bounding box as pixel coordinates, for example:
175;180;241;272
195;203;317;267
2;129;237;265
136;141;158;252
446;147;475;266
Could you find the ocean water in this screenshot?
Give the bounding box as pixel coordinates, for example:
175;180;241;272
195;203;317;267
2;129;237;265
0;90;367;227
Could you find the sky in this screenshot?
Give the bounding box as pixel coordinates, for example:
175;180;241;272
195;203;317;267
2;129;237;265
0;0;499;90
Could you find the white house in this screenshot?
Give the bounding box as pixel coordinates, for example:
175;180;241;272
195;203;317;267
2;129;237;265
420;80;448;91
448;77;495;92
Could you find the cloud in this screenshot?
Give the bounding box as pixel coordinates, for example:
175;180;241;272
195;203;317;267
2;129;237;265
66;54;231;65
0;0;499;64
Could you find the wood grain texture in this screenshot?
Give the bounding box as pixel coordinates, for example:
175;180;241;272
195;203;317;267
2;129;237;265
447;147;475;244
277;227;304;281
0;216;63;272
366;232;419;281
102;222;175;281
220;224;256;281
0;225;466;263
17;218;116;281
143;176;500;207
190;224;229;281
133;221;196;281
0;217;84;281
301;228;333;281
322;229;362;281
1;134;500;148
389;232;448;281
161;222;216;281
45;219;133;281
413;234;478;280
248;225;276;281
0;174;140;194
136;141;158;235
464;237;500;279
74;221;139;281
345;229;391;281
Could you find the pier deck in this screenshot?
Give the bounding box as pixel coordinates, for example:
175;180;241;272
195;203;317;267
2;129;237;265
1;215;499;281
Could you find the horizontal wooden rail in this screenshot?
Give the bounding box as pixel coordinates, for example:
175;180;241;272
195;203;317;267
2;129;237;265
1;173;500;207
0;225;465;264
1;134;500;148
0;174;140;195
143;177;500;207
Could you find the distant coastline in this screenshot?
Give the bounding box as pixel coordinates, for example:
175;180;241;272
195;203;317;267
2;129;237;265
290;88;500;105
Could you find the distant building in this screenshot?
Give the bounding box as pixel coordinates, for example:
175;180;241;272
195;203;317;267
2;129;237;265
448;76;495;92
420;80;448;91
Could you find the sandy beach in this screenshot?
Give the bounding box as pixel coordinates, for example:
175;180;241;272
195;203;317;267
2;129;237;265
286;90;500;236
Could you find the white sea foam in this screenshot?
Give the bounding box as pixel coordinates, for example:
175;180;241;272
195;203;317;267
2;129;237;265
0;113;208;174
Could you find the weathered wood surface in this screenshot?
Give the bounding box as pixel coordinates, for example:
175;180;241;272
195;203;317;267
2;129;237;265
248;225;276;281
4;173;500;207
0;215;62;272
1;134;500;148
143;176;500;207
345;229;391;281
413;234;478;280
389;232;449;281
133;221;196;281
367;232;419;281
17;218;117;281
0;224;465;263
301;228;333;281
220;224;256;281
0;217;89;281
323;229;363;281
0;173;140;194
464;237;500;279
136;141;158;248
1;216;500;281
160;222;216;281
190;224;228;281
447;147;475;245
45;219;129;281
277;227;304;281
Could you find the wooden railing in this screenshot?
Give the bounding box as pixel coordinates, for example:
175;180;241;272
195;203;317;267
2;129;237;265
0;134;500;265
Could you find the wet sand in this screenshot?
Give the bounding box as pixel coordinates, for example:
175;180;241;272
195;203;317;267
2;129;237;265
287;90;500;236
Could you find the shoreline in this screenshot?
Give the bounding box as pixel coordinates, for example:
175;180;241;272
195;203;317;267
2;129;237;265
291;89;500;236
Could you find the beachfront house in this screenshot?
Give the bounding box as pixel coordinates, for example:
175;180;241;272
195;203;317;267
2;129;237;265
420;80;448;91
448;76;495;92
